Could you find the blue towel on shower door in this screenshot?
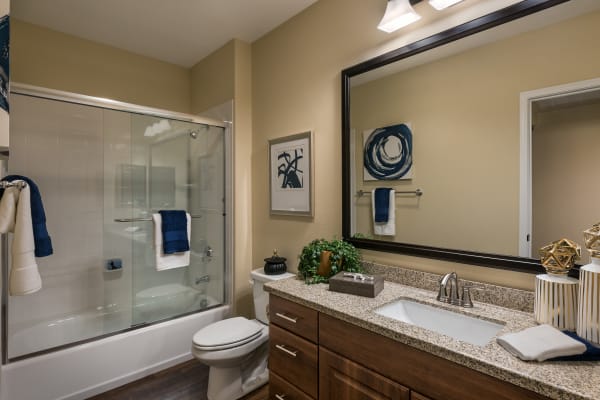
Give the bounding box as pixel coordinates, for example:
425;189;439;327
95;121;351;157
158;210;190;254
0;175;53;257
374;188;392;223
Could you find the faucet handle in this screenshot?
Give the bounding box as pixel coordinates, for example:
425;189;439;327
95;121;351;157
460;284;483;308
460;285;474;308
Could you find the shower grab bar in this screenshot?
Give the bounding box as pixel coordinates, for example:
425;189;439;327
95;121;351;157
114;215;205;222
0;181;28;189
356;188;423;197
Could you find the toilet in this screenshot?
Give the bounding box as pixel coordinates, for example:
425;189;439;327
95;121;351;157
192;268;294;400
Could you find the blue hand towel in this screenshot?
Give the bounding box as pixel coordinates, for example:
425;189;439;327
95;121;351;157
374;188;392;223
550;331;600;361
158;210;190;254
0;175;53;257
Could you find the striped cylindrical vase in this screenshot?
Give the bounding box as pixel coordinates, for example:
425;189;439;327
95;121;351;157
534;274;578;331
577;257;600;344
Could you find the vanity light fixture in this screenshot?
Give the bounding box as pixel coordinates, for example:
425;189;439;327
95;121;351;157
378;0;421;33
428;0;465;10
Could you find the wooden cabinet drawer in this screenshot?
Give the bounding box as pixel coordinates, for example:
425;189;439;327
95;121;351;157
269;324;318;398
270;295;318;343
270;371;313;400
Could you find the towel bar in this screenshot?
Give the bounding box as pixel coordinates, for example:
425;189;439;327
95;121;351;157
356;188;422;197
114;215;208;222
0;181;27;189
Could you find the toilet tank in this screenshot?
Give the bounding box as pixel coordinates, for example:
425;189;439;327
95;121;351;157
250;268;294;324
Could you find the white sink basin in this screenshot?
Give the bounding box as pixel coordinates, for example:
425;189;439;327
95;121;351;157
374;298;504;346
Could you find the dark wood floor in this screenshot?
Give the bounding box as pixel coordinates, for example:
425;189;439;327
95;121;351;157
87;359;269;400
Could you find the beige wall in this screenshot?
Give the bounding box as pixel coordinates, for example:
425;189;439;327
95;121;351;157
533;101;600;264
251;0;387;275
351;10;600;256
11;19;191;113
231;40;254;317
191;41;235;114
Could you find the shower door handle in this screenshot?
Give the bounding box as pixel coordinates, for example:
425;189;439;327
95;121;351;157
205;246;213;257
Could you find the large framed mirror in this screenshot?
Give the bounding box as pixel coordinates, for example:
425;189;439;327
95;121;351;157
342;0;600;276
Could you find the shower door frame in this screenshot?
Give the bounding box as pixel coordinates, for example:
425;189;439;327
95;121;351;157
1;83;234;364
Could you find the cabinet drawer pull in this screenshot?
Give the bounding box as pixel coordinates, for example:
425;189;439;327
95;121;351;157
275;394;287;400
275;344;298;357
275;312;298;324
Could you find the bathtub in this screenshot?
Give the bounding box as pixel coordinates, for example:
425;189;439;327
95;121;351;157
1;300;230;400
134;283;219;323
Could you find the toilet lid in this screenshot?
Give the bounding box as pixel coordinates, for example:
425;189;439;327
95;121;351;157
192;317;264;350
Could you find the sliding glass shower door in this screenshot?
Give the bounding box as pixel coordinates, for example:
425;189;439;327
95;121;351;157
127;114;226;325
5;91;226;360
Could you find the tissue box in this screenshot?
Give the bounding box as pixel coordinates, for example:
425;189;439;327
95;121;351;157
329;272;384;298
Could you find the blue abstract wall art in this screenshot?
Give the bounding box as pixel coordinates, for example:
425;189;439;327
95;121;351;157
363;123;413;181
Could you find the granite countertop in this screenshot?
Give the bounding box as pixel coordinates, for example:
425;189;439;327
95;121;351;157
265;276;600;400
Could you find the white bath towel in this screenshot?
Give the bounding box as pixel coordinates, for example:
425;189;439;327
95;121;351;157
372;189;395;236
496;324;586;361
0;183;42;295
152;212;191;271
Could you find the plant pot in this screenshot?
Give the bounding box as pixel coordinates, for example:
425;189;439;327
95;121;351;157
317;251;332;277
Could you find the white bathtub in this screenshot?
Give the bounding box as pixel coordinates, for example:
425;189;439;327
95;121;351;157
1;303;230;400
8;284;219;359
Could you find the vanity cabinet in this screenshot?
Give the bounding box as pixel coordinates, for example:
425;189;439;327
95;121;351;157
269;294;551;400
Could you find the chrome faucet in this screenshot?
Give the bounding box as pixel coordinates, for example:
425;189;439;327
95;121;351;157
436;272;475;308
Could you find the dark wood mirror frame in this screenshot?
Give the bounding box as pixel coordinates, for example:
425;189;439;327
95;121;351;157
341;0;581;278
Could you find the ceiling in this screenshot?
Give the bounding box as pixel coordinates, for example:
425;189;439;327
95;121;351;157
11;0;319;67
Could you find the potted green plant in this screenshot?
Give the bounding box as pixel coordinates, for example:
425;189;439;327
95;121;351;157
298;238;363;284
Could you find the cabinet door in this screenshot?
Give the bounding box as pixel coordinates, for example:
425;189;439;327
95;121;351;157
320;347;410;400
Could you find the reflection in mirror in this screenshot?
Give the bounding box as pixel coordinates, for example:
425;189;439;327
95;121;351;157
343;0;600;272
531;84;600;264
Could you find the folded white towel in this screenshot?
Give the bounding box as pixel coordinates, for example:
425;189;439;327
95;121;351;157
0;183;42;295
152;212;191;271
372;189;395;236
496;324;586;361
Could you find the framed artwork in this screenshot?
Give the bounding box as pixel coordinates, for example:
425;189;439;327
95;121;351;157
269;131;313;216
363;123;413;181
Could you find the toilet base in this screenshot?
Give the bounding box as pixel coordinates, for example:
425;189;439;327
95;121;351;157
207;367;269;400
206;343;269;400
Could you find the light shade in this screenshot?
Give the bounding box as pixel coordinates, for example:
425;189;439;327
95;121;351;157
428;0;464;10
378;0;421;33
